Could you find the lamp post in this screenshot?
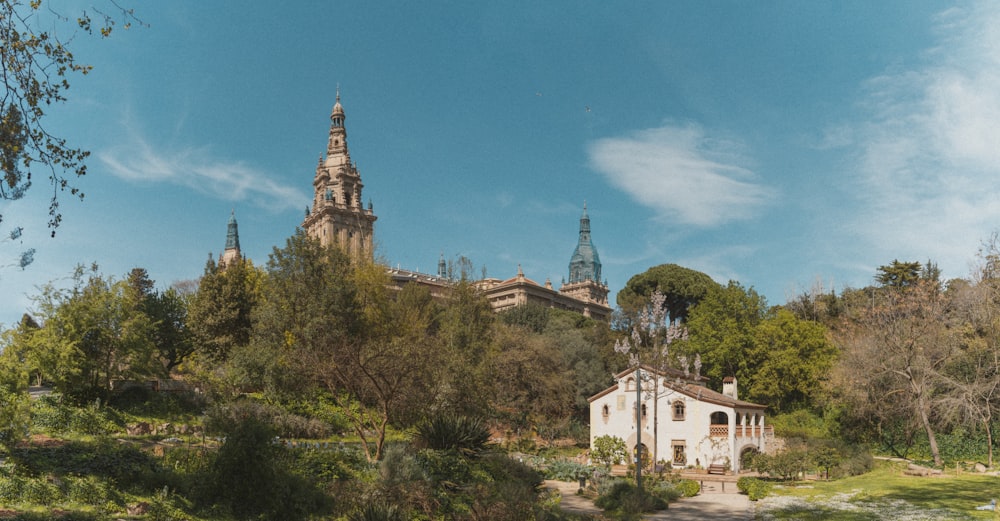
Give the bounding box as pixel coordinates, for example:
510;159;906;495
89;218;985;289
634;365;643;492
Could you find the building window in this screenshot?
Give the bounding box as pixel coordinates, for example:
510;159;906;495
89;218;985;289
625;377;635;391
672;441;687;466
672;400;685;421
641;404;647;418
602;404;610;419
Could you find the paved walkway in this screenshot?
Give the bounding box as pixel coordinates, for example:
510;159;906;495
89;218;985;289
544;479;753;520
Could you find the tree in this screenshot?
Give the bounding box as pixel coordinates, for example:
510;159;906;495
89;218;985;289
19;265;160;401
488;322;574;438
187;255;260;364
591;435;628;468
1;1;142;239
746;309;837;413
613;290;689;489
251;231;443;461
875;260;923;288
683;281;770;389
832;280;954;466
146;287;194;372
617;264;719;324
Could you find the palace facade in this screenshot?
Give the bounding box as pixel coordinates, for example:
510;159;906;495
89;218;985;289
216;94;611;320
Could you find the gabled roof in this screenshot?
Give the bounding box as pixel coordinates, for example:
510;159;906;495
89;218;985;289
588;365;767;410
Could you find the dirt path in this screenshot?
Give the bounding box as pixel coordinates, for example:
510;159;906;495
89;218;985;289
544;479;753;520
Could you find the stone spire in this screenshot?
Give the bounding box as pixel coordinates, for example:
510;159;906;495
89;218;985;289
219;210;242;269
568;202;601;283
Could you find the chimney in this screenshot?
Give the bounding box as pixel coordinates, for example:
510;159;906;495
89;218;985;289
722;376;737;400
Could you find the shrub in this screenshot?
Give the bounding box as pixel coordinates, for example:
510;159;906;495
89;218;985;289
594;479;667;515
737;476;770;501
413;415;490;458
204;399;332;439
675;478;700;497
544;459;593;482
32;395;123;436
348;502;406;521
591;435;627;468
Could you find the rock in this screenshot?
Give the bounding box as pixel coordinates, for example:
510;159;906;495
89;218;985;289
126;422;152;436
127;502;149;515
975;462;988;473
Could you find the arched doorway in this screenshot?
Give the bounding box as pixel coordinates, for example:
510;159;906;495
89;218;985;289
633;443;651;470
710;411;729;425
740;446;760;471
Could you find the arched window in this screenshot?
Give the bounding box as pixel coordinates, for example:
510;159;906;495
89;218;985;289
625;377;635;391
602;404;610;418
710;411;728;425
672;400;685;421
641;404;648;418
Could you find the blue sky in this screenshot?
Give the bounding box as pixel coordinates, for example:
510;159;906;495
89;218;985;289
3;1;999;326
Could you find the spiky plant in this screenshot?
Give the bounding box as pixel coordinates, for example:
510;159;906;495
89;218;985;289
413;415;491;458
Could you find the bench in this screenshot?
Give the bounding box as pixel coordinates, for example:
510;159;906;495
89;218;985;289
707;464;726;475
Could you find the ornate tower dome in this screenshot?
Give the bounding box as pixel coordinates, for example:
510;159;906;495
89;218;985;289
568;203;602;283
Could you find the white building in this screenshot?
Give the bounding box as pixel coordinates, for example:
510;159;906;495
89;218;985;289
589;366;770;473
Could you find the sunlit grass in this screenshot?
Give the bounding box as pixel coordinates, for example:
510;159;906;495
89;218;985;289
754;461;1000;520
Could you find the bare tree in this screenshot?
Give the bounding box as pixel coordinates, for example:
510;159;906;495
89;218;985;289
833;280;955;467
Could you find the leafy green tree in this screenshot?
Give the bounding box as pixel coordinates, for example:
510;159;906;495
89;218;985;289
435;278;496;418
683;281;770;388
0;325;30;453
187;255;260;363
591;435;628;468
617;264;719;324
24;265;159;401
747;309;837;412
489;322;574;437
1;2;142;238
543;310;613;422
875;259;923;288
145;287;194;372
499;302;550;333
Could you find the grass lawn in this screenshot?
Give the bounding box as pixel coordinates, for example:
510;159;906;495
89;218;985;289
754;461;1000;520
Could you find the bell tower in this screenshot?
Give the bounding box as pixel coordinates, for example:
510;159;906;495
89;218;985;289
302;90;377;259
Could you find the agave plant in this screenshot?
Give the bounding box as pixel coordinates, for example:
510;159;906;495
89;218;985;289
348;502;405;521
413;415;491;458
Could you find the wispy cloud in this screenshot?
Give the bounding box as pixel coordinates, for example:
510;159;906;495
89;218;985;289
587;123;774;227
849;1;1000;274
99;132;307;213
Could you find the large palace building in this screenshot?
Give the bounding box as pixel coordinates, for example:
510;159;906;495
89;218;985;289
218;94;611;321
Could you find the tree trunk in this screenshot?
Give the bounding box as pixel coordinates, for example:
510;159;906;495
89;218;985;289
917;396;942;467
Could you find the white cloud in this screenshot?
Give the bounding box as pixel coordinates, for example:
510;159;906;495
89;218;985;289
99;133;307;213
587;123;774;227
849;1;1000;277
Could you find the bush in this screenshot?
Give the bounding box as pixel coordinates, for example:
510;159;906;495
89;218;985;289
544;459;592;482
737;476;771;501
594;479;667;516
675;478;699;497
591;435;627;468
413;415;490;458
204;399;332;439
32;395;123;436
348;502;406;521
